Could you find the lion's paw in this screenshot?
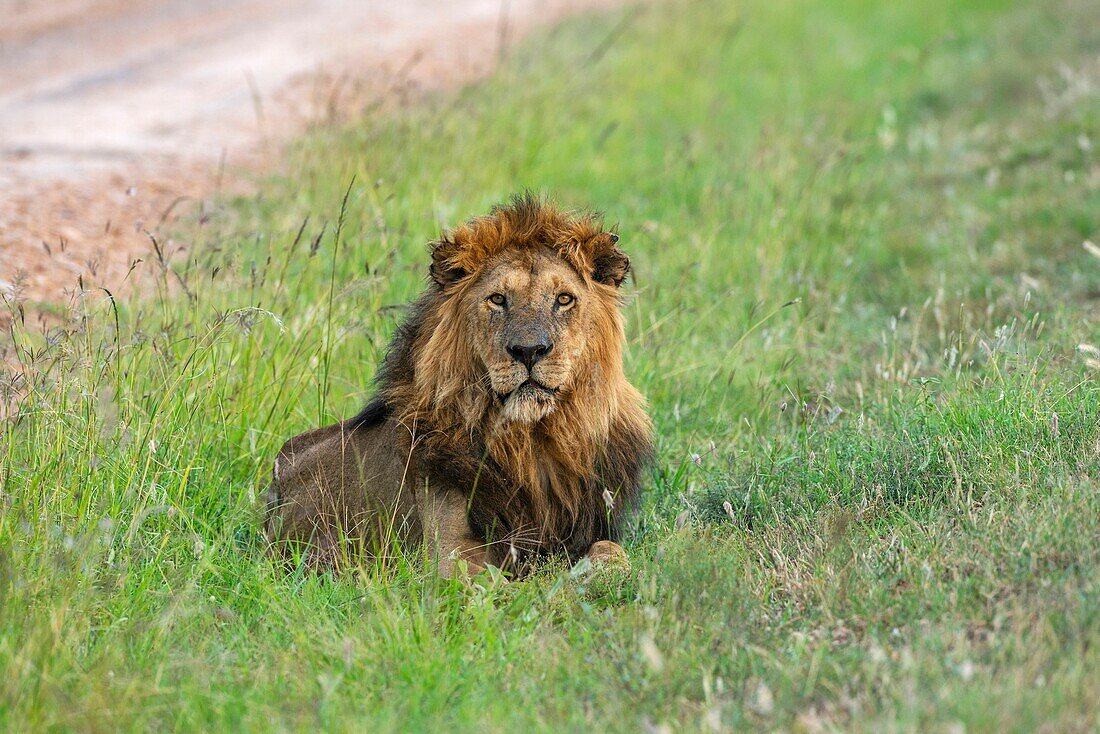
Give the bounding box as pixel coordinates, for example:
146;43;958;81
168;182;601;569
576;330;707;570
585;540;630;569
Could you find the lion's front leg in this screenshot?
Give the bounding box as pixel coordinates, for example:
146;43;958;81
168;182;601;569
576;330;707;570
420;488;489;578
585;540;630;568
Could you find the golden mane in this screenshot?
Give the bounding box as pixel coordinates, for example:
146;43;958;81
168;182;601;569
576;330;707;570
351;195;653;565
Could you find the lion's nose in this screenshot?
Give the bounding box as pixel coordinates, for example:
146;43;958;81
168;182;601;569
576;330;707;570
507;339;552;369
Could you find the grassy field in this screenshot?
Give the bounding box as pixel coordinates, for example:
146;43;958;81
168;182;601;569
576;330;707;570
3;0;1099;730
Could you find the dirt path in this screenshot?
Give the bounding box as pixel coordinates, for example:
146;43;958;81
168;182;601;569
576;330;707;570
0;0;616;308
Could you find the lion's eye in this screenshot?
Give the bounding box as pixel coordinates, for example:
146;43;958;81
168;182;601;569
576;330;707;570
556;293;575;307
488;293;507;307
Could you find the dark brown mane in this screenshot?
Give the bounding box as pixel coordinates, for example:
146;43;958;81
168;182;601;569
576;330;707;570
350;195;653;568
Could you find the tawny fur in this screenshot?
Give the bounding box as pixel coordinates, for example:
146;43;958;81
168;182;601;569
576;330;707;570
266;194;653;575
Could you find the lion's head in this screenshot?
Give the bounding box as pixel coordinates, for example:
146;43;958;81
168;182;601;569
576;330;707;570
409;194;635;430
442;235;627;423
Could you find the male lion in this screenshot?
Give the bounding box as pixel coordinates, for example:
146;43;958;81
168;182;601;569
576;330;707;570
265;195;653;577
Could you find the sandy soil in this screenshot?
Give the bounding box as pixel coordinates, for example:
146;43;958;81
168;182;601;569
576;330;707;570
0;0;616;308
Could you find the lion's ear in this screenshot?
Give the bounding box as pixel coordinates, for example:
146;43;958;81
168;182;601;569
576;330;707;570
592;233;630;287
429;238;468;286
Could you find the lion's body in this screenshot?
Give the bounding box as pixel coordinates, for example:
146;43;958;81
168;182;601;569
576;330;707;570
265;417;421;569
265;196;653;576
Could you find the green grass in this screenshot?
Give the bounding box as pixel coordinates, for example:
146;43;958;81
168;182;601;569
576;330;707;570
3;0;1099;729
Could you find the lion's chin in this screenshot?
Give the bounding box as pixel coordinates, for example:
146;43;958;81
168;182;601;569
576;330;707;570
499;382;557;424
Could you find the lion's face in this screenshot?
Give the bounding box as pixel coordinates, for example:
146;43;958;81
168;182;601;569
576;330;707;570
465;247;594;423
421;196;632;428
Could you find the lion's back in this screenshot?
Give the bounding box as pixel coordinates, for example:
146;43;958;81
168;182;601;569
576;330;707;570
264;418;421;565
